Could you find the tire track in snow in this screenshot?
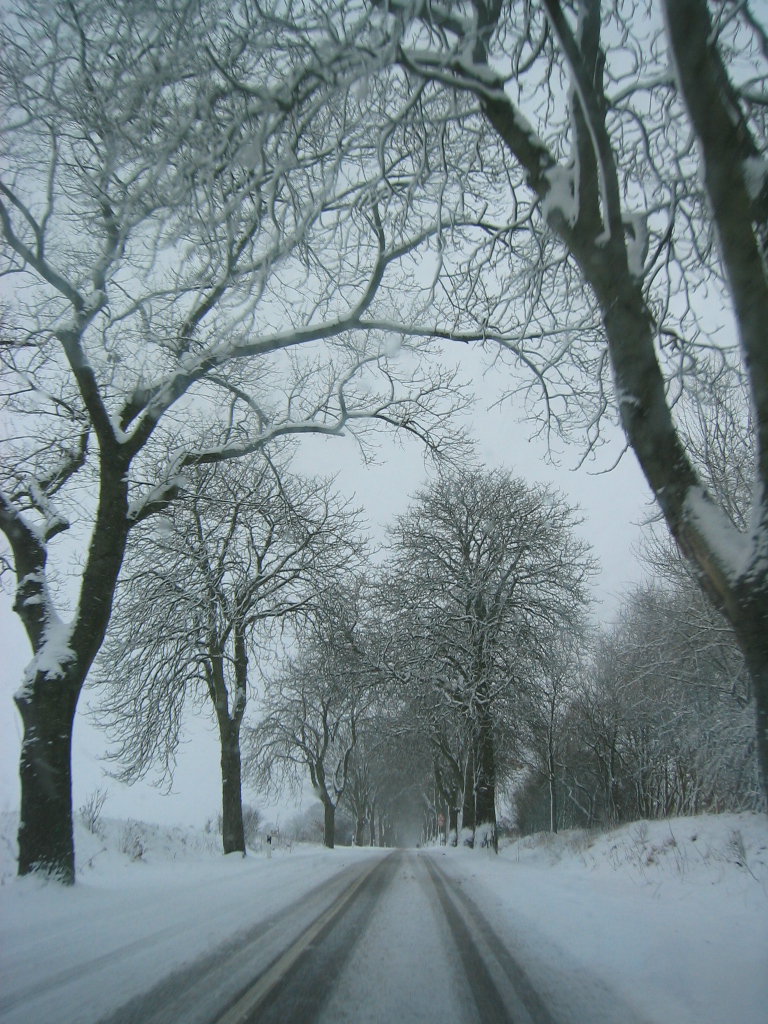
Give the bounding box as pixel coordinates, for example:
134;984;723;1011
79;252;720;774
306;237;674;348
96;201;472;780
242;849;556;1024
424;854;559;1024
93;856;389;1024
226;851;399;1024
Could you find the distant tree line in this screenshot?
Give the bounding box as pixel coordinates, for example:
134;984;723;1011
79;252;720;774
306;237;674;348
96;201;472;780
92;457;761;851
514;573;761;836
247;463;761;847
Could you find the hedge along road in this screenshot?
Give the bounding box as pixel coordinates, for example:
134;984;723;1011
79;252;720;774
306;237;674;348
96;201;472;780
100;850;646;1024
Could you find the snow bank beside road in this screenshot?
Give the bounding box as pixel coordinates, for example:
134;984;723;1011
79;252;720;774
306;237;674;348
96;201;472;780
433;812;768;1024
0;815;383;1024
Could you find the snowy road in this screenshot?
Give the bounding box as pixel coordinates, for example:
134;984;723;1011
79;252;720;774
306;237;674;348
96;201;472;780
292;851;558;1024
103;851;568;1024
4;816;765;1024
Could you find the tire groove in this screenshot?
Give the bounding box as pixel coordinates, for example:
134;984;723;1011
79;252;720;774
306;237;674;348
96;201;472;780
424;856;517;1023
425;856;558;1024
95;857;387;1024
240;851;400;1024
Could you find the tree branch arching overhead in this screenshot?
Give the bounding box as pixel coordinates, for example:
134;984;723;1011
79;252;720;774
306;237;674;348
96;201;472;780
346;0;768;788
0;0;467;881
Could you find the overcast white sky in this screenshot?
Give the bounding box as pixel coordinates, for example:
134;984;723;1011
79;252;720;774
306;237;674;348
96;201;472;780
0;345;653;828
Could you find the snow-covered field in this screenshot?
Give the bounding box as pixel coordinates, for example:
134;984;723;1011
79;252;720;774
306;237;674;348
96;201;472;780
436;812;768;1024
0;812;766;1024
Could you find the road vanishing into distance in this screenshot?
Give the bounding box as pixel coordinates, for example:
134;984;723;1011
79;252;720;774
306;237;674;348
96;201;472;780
219;851;554;1024
97;849;644;1024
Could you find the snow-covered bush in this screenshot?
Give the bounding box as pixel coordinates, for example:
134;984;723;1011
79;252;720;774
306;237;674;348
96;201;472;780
119;822;145;863
78;789;108;837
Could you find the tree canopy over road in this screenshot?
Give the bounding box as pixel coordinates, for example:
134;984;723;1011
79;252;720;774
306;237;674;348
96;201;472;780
1;0;766;878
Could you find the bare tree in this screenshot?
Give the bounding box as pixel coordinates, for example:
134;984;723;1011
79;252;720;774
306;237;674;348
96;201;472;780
333;0;768;788
0;0;465;880
427;715;470;847
520;628;587;833
515;579;760;832
92;454;363;855
248;583;375;848
381;467;596;849
344;746;377;847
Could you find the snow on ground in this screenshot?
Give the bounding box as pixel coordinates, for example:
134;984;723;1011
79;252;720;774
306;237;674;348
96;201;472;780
433;812;768;1024
0;814;383;1024
1;812;766;1024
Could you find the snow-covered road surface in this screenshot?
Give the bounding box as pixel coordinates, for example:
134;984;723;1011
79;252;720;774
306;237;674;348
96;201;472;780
117;851;650;1024
1;813;765;1024
136;850;573;1024
0;838;386;1024
309;851;560;1024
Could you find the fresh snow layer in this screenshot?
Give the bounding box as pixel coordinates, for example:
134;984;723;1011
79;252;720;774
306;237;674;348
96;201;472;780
431;812;768;1024
0;812;765;1024
316;854;476;1024
0;815;384;1024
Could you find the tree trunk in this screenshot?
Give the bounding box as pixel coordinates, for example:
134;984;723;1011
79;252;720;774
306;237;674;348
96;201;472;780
461;757;475;843
369;800;376;846
549;755;558;835
474;717;498;852
15;674;79;883
355;813;365;847
323;799;336;849
751;661;768;798
218;715;245;856
449;805;459;846
732;598;768;796
7;450;131;882
548;714;558;834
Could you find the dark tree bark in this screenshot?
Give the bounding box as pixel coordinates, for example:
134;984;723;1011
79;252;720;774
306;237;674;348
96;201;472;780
448;805;459;846
355;814;366;847
474;714;498;851
733;610;768;792
15;679;79;881
547;690;559;834
433;755;460;848
218;718;246;855
4;450;132;883
323;798;336;849
548;750;558;836
461;756;475;843
345;762;372;848
209;625;248;856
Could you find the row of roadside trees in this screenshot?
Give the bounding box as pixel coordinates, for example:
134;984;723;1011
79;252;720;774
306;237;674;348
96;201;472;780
95;459;594;852
1;0;766;879
93;459;760;852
